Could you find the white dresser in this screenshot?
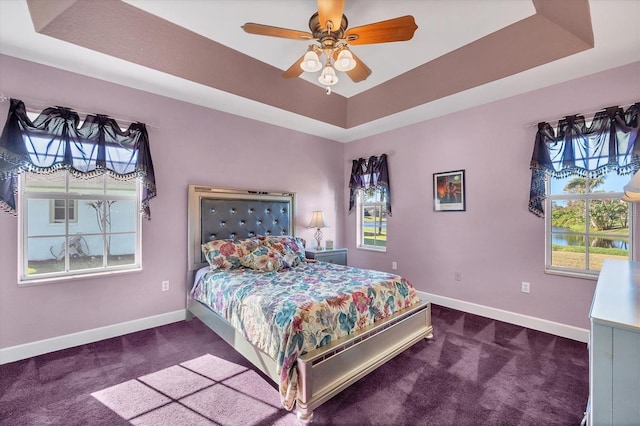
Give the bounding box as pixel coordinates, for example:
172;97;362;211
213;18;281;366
588;260;640;425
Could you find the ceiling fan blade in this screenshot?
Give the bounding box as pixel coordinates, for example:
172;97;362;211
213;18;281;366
282;54;305;79
317;0;345;31
344;15;418;45
242;23;312;40
345;52;371;82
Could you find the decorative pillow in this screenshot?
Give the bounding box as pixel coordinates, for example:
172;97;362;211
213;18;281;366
201;237;261;270
240;245;285;272
260;235;306;266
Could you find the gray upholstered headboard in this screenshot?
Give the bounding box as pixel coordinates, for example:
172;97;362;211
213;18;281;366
187;185;296;272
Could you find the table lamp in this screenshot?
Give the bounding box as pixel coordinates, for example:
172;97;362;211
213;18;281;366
308;211;328;250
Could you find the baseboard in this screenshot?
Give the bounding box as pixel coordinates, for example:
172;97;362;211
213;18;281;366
419;291;589;343
1;296;589;365
0;309;187;365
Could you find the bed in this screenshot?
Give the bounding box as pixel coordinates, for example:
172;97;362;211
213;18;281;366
186;185;433;423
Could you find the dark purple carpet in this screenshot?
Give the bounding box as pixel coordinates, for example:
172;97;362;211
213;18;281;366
0;305;589;425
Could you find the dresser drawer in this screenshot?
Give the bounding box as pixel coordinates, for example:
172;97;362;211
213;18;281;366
316;251;346;265
305;248;347;266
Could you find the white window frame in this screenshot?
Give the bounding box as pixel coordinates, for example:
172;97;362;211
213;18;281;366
356;190;388;252
50;199;78;223
544;175;634;279
18;171;142;285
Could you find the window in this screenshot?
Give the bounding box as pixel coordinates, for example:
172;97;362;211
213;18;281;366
20;170;141;283
50;199;78;223
349;154;392;251
545;172;633;278
528;104;639;278
357;188;388;251
0;99;155;284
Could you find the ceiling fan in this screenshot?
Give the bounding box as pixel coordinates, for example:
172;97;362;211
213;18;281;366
242;0;418;93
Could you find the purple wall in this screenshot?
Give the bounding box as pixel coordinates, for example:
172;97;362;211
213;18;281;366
0;55;344;348
1;53;638;350
344;61;640;330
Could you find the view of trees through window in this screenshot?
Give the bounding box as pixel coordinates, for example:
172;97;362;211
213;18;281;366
548;173;630;274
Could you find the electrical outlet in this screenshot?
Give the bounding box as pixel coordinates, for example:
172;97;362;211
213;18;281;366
392;261;398;270
521;281;530;293
454;272;462;281
162;280;170;292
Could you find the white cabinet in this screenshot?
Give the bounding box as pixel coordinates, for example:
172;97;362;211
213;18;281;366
588;260;640;425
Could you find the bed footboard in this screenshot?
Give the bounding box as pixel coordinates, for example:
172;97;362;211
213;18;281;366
295;300;432;422
187;298;432;423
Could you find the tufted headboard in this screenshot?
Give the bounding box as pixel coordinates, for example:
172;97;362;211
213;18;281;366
187;185;296;272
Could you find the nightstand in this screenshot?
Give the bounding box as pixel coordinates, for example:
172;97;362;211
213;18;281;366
305;248;347;266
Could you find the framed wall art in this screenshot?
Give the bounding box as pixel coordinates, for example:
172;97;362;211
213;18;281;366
433;170;466;212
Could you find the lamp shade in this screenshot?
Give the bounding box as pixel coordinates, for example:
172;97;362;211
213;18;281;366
318;65;339;86
622;191;640;202
334;49;356;72
622;170;640;202
308;211;328;229
300;51;322;72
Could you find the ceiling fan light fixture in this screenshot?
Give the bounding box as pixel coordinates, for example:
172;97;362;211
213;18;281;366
334;49;356;72
243;5;418;87
300;51;322;72
319;64;339;85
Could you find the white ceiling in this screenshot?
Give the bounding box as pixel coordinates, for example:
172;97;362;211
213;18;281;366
123;0;536;98
0;0;638;142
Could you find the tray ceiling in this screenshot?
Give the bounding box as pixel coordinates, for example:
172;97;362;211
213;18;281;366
0;0;638;142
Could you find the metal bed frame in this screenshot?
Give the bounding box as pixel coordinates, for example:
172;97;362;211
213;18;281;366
186;185;433;423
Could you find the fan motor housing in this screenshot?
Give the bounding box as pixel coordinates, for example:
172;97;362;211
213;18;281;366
309;12;348;47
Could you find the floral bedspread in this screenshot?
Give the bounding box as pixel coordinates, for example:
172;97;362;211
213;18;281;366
190;261;421;410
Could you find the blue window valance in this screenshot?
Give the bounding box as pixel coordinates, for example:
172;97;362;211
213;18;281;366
348;154;392;216
0;98;156;218
529;102;640;217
